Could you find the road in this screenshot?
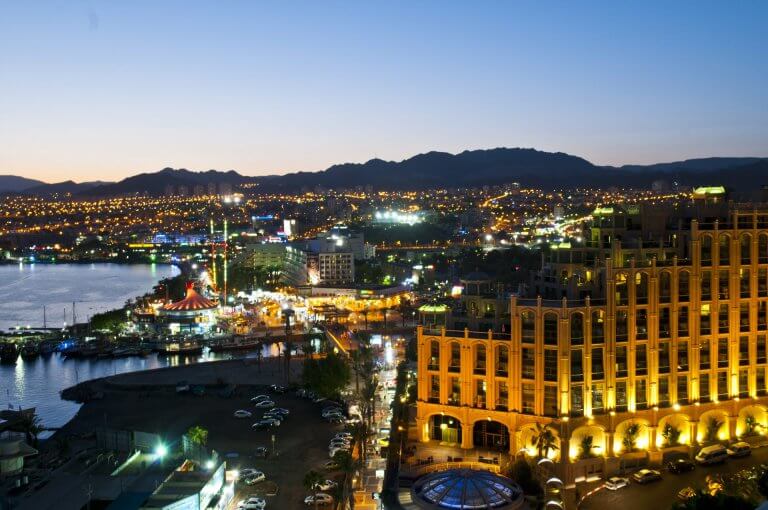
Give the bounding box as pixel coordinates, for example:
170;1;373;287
581;447;768;510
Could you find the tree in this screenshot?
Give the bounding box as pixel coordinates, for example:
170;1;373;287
672;490;753;510
505;458;543;497
530;423;558;459
742;414;763;437
17;412;43;448
186;425;208;447
578;435;597;459
303;470;324;510
302;351;351;398
662;423;682;447
704;416;724;443
332;450;356;509
622;422;641;452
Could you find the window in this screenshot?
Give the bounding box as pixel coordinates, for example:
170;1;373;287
677;375;688;403
740;268;751;298
678;306;689;336
474;344;486;375
701;235;713;266
591;310;605;343
739;369;749;397
700;340;711;370
496;382;508;410
758;334;767;364
701;271;712;301
679;271;690;300
719;234;730;266
544;313;558;345
429;341;440;370
636;344;647;376
760;301;768;331
474;380;486;408
658;342;670;374
616;345;628;377
591;383;604;414
636;379;647;409
658;376;670;406
759;368;767;395
522;348;535;379
635;272;649;305
570;385;584;416
741;303;750;332
571;349;584;382
636;309;648;340
659;308;671;338
570;313;584;345
521;311;535;341
448;377;461;405
718;270;729;300
429;375;440;402
760;233;768;263
522;383;535;414
495;346;509;376
616;310;628;341
717;371;728;399
760;268;768;297
544;349;558;382
616;274;628;305
700;373;711;402
717;338;729;368
741;234;752;265
660;272;671;303
700;304;712;335
678;341;689;371
543;386;558;417
739;336;750;366
449;342;461;372
591;347;604;380
616;381;628;411
718;303;729;334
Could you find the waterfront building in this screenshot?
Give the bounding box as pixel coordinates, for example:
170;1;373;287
416;201;768;484
234;242;309;287
158;283;219;334
140;459;231;510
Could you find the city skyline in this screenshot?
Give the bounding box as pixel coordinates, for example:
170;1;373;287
2;1;767;182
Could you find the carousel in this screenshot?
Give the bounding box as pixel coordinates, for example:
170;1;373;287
158;282;219;334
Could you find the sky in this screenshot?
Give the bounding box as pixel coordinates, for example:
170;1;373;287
1;1;766;183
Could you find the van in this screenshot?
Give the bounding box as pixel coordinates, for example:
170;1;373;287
727;442;752;458
695;444;728;465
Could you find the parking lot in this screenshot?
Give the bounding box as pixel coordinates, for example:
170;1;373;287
581;446;768;510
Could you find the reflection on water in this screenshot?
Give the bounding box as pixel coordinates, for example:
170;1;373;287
0;346;281;431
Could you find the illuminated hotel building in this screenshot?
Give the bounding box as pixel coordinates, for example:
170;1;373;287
416;197;768;482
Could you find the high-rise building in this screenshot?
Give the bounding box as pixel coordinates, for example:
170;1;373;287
318;252;354;285
416;201;768;484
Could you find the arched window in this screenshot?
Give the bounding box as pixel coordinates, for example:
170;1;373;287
659;272;671;303
719;234;730;266
759;233;768;264
570;313;584;345
701;235;713;266
635;272;649;304
495;345;509;376
678;271;690;301
474;344;486;375
741;233;752;265
591;310;605;343
429;340;440;369
616;273;628;305
544;313;559;345
521;311;535;342
449;342;461;372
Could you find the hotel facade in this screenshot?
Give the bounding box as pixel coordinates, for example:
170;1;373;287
416;200;768;483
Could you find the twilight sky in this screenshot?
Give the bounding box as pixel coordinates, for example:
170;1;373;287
1;1;766;182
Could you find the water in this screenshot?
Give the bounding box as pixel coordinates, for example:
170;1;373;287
0;263;180;332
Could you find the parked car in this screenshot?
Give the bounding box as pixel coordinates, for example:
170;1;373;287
251;395;270;402
304;493;333;506
335;432;353;441
695;444;728;465
632;469;662;484
727;442;752;458
234;410;253;419
314;479;338;491
678;487;697;501
326;415;345;424
254;446;269;458
238;496;266;509
254;400;276;409
604;476;629;490
241;471;265;484
237;468;261;481
270;384;286;393
272;407;290;415
329;446;350;458
253;419;280;429
667;458;696;474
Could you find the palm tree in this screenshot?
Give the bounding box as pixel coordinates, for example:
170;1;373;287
578;435;597;459
743;414;764;437
662;423;682;447
622;422;641;452
18;412;43;448
303;469;324;510
705;416;724;443
186;425;208;447
332;450;356;509
530;423;558;459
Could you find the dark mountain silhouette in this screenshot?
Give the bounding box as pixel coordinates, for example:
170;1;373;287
23;180;110;196
2;149;767;196
0;175;45;193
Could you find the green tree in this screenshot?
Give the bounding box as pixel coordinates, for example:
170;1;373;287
302;351;351;398
672;490;752;510
530;423;558;459
303;469;324;510
578;435;597;459
662;423;682;447
17;412;43;448
704;416;724;443
186;425;208;447
622;422;641;452
742;414;763;437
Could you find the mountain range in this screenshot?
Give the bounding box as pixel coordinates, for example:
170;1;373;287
1;149;766;196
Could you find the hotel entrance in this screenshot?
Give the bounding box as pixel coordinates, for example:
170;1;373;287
429;415;462;445
473;420;509;450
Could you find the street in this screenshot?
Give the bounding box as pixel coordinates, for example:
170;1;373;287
581;447;768;510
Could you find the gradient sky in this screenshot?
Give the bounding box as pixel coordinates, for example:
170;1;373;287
1;1;766;182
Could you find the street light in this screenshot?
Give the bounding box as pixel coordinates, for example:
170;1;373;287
155;443;168;460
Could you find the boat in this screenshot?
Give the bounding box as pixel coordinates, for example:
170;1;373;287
209;335;263;353
38;341;57;355
20;342;39;360
0;343;19;364
157;338;203;356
